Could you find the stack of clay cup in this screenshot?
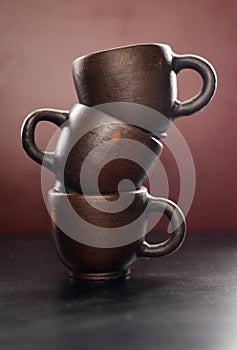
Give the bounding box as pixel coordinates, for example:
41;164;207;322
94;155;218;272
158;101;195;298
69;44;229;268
21;44;216;280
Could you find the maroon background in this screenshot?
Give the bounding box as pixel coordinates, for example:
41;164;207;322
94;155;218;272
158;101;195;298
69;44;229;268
1;0;236;235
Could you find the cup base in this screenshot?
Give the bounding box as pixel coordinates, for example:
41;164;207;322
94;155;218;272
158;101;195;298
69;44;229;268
68;269;131;281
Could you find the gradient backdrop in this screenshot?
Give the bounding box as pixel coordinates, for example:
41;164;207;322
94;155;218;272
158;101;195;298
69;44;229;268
1;0;236;235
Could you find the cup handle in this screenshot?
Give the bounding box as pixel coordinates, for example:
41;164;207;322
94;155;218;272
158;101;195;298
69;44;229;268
172;54;217;118
21;109;69;172
137;196;186;258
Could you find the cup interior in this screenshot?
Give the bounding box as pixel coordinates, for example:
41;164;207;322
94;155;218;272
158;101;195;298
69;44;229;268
48;187;149;228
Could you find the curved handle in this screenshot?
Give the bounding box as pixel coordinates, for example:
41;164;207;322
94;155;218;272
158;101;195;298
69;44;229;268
21;109;69;172
172;55;217;118
137;196;186;258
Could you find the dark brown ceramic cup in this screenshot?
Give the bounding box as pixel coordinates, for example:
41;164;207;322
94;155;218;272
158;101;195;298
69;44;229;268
22;104;162;194
73;43;216;134
48;187;186;280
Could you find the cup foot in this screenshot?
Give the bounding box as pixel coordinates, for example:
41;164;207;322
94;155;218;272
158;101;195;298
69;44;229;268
68;269;131;281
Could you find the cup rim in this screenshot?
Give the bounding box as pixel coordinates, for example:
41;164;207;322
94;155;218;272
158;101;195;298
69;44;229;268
73;43;171;64
70;103;165;144
48;186;148;199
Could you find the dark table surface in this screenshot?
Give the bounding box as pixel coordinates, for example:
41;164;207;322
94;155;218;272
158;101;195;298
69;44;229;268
0;232;237;350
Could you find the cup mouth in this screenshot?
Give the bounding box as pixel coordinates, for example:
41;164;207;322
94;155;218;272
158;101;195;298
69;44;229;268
48;186;148;199
73;42;170;65
70;103;165;142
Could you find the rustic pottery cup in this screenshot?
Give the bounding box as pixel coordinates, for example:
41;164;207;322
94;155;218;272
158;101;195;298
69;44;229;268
73;43;217;134
22;104;163;194
48;187;186;280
